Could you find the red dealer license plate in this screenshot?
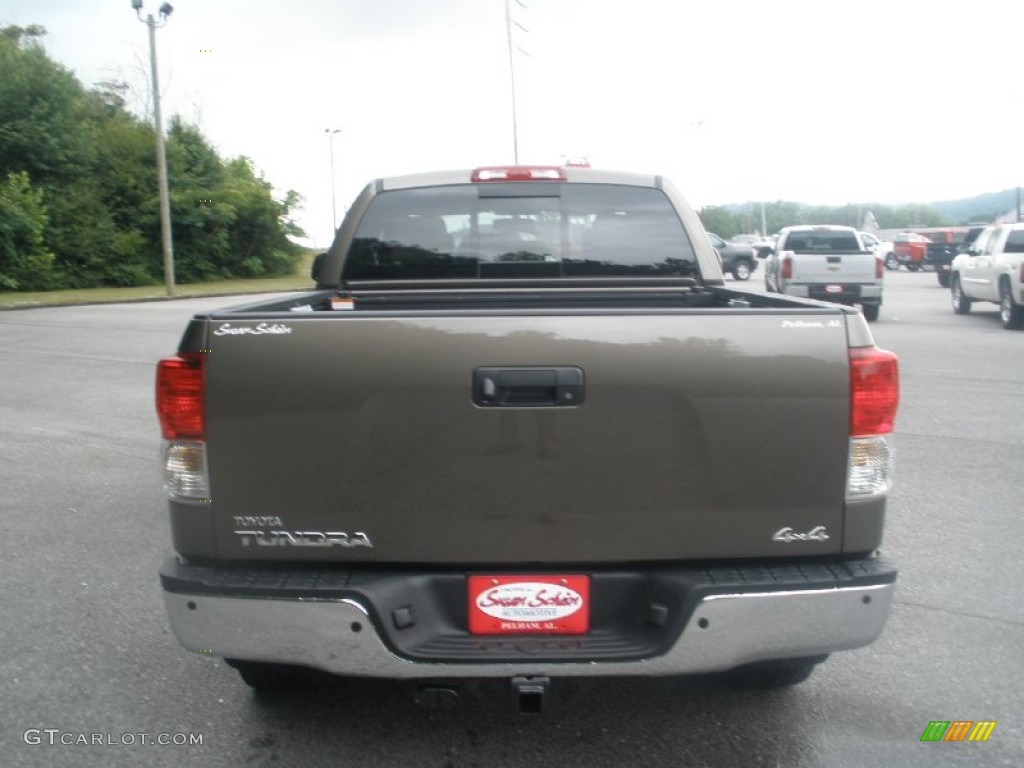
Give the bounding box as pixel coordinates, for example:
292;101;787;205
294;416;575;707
825;284;844;294
467;575;590;635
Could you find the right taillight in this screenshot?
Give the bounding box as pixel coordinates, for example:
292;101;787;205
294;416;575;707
156;353;209;500
850;346;898;436
876;257;884;279
847;346;899;500
781;256;792;279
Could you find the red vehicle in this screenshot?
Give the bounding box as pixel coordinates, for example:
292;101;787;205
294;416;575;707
892;232;931;271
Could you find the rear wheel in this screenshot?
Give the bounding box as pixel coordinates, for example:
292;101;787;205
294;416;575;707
862;303;880;322
951;277;972;315
906;263;920;272
999;281;1024;330
225;659;315;695
885;254;899;271
723;655;828;690
732;260;752;281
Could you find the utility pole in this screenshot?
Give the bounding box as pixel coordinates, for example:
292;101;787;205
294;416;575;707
325;128;341;234
134;1;176;297
505;0;528;164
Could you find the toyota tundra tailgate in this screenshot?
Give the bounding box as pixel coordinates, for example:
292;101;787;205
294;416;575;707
196;306;851;564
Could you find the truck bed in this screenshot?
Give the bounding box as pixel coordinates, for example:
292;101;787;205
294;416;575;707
171;284;871;565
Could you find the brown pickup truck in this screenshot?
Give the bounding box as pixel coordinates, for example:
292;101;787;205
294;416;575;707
157;166;899;711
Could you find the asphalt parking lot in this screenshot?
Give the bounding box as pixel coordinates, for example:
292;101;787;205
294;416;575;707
1;270;1022;767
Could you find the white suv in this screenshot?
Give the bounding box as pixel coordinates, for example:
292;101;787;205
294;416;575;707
950;223;1024;330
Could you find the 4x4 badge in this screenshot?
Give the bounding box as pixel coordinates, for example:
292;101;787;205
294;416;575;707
772;526;829;543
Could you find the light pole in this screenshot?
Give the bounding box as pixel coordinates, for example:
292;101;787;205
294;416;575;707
133;0;175;297
504;0;528;164
324;129;341;234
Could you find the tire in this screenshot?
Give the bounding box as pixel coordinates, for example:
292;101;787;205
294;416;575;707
732;260;752;281
937;271;950;288
862;303;880;322
225;659;314;694
951;277;972;315
885;254;899;271
906;263;920;272
999;281;1024;330
723;655;828;690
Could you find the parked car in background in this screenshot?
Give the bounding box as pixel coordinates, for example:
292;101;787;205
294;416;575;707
707;232;757;280
924;227;976;287
892;232;931;271
860;232;894;271
764;225;883;320
950;223;1024;329
729;234;763;248
755;234;778;258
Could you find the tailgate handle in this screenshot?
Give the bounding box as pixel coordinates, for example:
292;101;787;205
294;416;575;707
826;256;842;264
473;366;584;407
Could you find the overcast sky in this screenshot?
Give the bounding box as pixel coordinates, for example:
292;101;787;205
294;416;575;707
3;0;1023;245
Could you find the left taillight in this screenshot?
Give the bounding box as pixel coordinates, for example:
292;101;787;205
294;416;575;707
156;353;209;500
156;353;205;440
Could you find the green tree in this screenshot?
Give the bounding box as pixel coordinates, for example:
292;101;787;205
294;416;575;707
0;171;56;290
699;206;739;238
0;24;305;291
0;25;157;287
164;118;233;282
218;156;303;278
765;201;804;233
0;26;94;184
164;119;304;283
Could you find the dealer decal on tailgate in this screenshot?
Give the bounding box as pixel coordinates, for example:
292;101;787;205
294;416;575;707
468;575;590;635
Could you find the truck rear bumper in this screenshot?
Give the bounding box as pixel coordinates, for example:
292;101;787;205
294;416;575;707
783;284;882;304
161;556;896;679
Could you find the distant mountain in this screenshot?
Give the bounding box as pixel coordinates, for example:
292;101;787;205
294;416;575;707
722;188;1021;226
926;189;1020;224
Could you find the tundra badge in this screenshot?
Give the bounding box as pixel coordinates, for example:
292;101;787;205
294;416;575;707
234;530;373;548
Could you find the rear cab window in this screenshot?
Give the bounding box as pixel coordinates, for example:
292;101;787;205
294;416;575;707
342;184;697;280
785;230;863;252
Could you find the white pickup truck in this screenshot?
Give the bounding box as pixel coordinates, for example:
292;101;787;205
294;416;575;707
950;222;1024;329
763;225;884;321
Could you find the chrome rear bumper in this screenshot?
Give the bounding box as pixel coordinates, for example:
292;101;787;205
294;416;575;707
162;559;895;678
